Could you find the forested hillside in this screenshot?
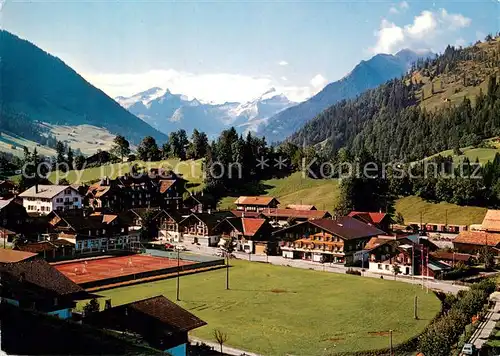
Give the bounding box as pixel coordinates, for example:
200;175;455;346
290;35;500;163
0;30;167;145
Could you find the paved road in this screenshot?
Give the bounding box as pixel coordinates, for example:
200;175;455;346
190;336;262;356
469;292;500;350
186;245;468;295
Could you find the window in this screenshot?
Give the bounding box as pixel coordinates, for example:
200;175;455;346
378;264;382;270
385;265;390;271
73;197;79;202
65;188;72;194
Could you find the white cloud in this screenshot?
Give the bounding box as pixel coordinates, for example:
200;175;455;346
371;8;471;54
82;69;324;104
278;60;289;66
390;1;409;14
281;76;288;81
310;74;328;89
440;9;471;29
389;6;399;14
399;1;409;10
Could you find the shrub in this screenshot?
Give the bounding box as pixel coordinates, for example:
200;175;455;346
345;268;361;276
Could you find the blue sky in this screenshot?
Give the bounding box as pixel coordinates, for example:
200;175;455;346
2;0;499;103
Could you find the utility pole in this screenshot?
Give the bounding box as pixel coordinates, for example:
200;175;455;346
226;252;230;290
414;295;418;320
389;330;393;356
176;248;180;301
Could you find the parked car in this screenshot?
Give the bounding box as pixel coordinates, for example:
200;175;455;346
164;243;175;251
461;343;476;355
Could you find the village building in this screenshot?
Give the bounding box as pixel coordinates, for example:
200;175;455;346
274;216;385;264
47;210;139;255
84;295;206;356
179;212;232;247
19;185;83;215
0;198;28;234
234;196;279;212
259;208;332;227
156;210;185;242
0;180;17;198
348;211;392;232
15;239;75;261
216;217;273;254
87;170;186;212
183;191;216;213
453;231;500;255
430;251;474;267
0;249;88;319
365;235;447;278
480;209;500;232
286;204;317;210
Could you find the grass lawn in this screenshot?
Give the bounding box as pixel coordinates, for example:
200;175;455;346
395;196;487;225
47;159;204;188
218;172;340;212
80;260;441;355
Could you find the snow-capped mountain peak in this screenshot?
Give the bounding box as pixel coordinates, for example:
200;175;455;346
115;86;297;137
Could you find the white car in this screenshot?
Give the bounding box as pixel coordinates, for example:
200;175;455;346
461;343;476;355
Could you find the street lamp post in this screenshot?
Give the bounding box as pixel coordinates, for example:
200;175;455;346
176;248;180;301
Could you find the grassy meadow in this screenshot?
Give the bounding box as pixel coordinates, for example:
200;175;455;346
79;259;441;355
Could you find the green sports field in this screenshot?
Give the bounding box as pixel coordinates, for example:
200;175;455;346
80;259;440;355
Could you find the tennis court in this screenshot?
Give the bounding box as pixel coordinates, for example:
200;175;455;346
54;254;195;285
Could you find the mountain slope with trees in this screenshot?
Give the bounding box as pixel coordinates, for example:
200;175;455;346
257;49;432;143
0;30;167;145
290;35;500;162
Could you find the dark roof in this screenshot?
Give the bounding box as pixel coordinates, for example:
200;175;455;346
99;295;206;332
180;212;233;230
261;208;331;220
311;216;385;240
0;258;83;296
154;209;184;223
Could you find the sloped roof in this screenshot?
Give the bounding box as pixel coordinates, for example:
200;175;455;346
230;210;262;218
430;251;473;262
242;218;267;237
0;198;14;210
19;185;74;199
261;208;330;220
454;231;500;247
364;237;394;250
0;249;37;263
481;210;500;232
311;216;385;240
0;258;83;296
102;295;206;332
159;179;176;194
234;196;279;206
286;204;316;211
180;212;233;230
348;211;389;225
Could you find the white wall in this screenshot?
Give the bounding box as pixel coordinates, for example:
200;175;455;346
23;188;82;215
282;250;294;258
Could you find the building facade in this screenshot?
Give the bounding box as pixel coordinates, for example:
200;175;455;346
19;185;82;215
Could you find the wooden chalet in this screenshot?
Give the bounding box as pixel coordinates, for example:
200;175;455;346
234;196;279;212
216;217;273;254
274;216;385;264
348;211;391;232
84;295;206;355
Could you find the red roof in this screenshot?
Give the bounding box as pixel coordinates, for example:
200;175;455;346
348;211;389;224
241;218;266;237
454;231;500;247
430;251;473;262
159;179;176;194
230;210;262;218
